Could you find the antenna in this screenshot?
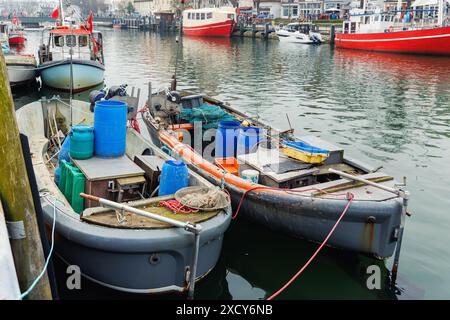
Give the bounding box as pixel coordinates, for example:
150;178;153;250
171;1;185;91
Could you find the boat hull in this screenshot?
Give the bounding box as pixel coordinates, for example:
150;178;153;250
9;35;26;45
151;138;401;258
39;59;105;92
277;31;314;44
335;26;450;55
40;198;230;293
183;20;234;37
7;64;36;85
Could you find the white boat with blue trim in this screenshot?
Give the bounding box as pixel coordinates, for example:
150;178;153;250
38;13;105;92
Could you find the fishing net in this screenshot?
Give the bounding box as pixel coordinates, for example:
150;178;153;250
178;103;237;130
175;187;229;211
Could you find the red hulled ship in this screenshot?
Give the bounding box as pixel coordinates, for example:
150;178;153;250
182;7;236;37
335;0;450;55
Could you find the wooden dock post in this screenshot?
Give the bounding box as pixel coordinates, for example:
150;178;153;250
0;50;52;300
330;25;336;45
264;23;270;40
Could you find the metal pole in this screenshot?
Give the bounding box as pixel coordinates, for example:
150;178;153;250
391;189;409;284
148;82;152;108
187;232;200;299
80;193;200;230
328;168;400;195
69;30;74;127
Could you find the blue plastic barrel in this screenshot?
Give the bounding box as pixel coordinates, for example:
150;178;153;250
58;133;71;164
159;160;189;196
237;127;263;155
215;120;240;158
70;125;94;160
94;100;127;157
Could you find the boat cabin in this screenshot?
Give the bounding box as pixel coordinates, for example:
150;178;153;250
39;26;104;65
342;5;445;34
183;7;236;24
282;22;320;33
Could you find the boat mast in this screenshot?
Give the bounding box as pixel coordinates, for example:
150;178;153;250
60;0;65;25
438;0;445;26
396;0;403;19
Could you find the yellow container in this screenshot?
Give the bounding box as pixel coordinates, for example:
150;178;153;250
281;146;329;164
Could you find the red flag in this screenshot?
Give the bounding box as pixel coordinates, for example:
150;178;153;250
51;8;59;19
87;13;93;32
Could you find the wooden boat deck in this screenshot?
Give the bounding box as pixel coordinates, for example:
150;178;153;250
81;201;221;229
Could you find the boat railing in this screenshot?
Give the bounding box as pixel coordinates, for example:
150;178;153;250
80;193;202;299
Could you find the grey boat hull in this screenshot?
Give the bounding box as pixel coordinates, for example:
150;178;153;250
189;167;401;258
143;112;402;259
41;197;230;293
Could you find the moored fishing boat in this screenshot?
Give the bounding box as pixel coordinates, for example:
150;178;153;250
15;97;231;295
335;0;450;55
1;23;37;86
38;4;105;92
182;7;236;37
8;15;27;45
140;85;410;260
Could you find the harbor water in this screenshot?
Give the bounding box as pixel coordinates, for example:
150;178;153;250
12;29;450;299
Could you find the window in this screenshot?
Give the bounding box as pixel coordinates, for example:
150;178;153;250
54;35;64;47
196;13;200;20
293;6;298;16
201;13;205;20
66;35;76;47
227;13;234;20
207;12;212;19
283;6;289;17
188;13;191;19
79;35;88;47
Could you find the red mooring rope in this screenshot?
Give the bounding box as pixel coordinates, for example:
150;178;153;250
266;192;354;300
229;185;354;300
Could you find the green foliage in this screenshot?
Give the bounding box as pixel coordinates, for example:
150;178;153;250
126;1;135;15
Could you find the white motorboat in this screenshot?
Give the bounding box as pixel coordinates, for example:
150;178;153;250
276;23;323;44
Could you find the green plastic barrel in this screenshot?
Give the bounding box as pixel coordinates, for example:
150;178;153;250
70;125;94;160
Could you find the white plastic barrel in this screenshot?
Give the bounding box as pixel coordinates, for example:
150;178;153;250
241;169;260;184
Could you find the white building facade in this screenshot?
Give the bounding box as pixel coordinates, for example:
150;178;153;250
258;0;282;18
280;0;323;19
133;0;173;15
